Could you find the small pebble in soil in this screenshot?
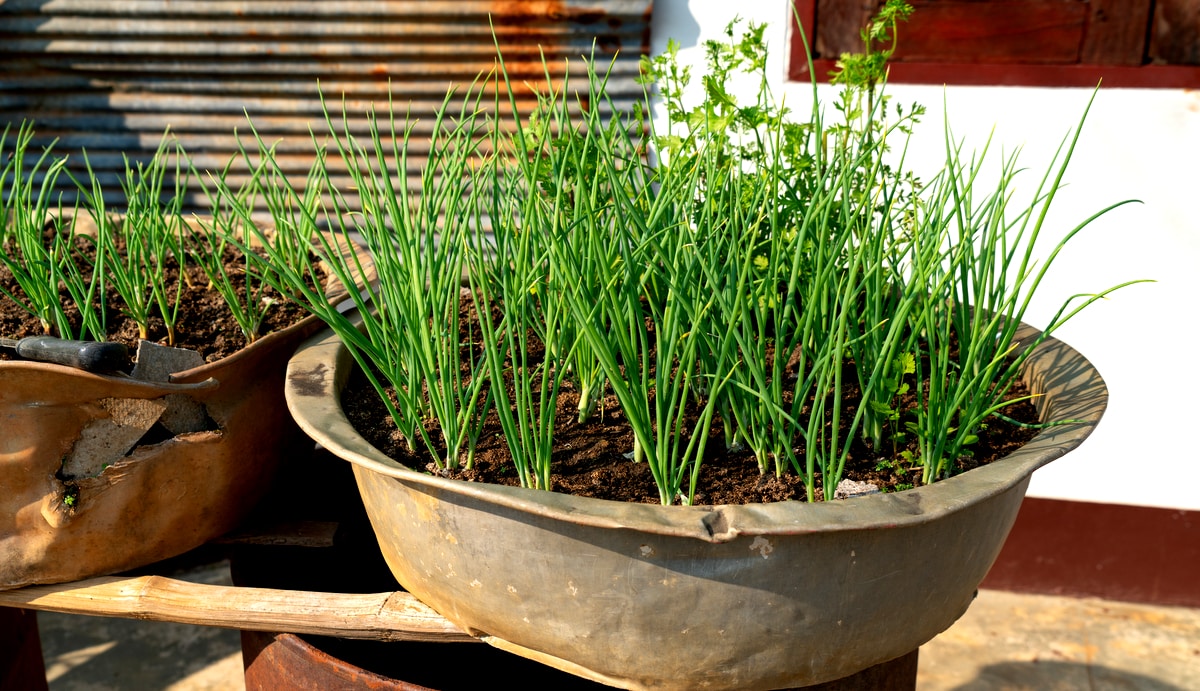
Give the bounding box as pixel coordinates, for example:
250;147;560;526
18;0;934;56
834;479;882;500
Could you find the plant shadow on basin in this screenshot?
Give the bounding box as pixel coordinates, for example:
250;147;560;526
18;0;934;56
284;319;1107;691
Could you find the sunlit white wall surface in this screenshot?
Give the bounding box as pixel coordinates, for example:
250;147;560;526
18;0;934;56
651;0;1200;511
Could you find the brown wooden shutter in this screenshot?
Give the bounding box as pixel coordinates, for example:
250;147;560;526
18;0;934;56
791;0;1200;87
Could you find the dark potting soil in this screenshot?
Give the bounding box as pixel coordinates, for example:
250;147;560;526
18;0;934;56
0;241;314;363
340;295;1042;506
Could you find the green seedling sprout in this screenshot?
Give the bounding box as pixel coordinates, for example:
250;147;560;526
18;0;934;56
463;50;583;492
513;52;740;505
212;82;493;471
3;123;326;356
191;136;309;344
77;133;190;344
905;95;1148;483
0;122;105;341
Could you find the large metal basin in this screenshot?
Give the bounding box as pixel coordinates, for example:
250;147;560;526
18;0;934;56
284;322;1107;690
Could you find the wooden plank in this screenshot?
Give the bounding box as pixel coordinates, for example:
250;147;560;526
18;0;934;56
0;575;476;643
897;1;1087;65
788;1;1199;86
788;0;818;80
807;1;1088;66
814;0;874;59
1150;0;1200;65
1081;0;1153;65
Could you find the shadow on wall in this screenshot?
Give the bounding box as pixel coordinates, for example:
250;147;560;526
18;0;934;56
649;0;701;54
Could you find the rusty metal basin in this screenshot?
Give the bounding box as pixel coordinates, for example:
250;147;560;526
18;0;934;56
284;322;1107;691
0;222;370;591
0;314;325;590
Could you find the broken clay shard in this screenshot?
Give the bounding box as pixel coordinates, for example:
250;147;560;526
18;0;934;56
129;341;217;435
62;397;168;478
130;340;206;382
159;393;217;436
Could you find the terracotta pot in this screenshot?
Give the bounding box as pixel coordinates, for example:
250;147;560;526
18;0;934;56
284;321;1107;691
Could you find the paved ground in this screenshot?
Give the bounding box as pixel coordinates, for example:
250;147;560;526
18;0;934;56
36;563;242;691
32;560;1200;690
917;589;1200;690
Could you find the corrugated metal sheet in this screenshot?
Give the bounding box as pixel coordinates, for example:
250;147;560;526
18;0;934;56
0;0;654;213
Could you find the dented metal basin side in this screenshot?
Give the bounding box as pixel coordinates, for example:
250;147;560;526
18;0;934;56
284;323;1107;691
0;314;322;590
351;466;1028;690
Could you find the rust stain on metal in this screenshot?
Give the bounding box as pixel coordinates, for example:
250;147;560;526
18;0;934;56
490;1;566;24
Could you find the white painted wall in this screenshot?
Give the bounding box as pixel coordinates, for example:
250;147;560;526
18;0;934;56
651;0;1200;511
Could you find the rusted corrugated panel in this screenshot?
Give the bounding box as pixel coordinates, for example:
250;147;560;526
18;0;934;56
0;0;654;212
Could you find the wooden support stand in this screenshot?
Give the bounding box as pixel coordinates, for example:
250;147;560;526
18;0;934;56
241;629;917;691
0;575;468;644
